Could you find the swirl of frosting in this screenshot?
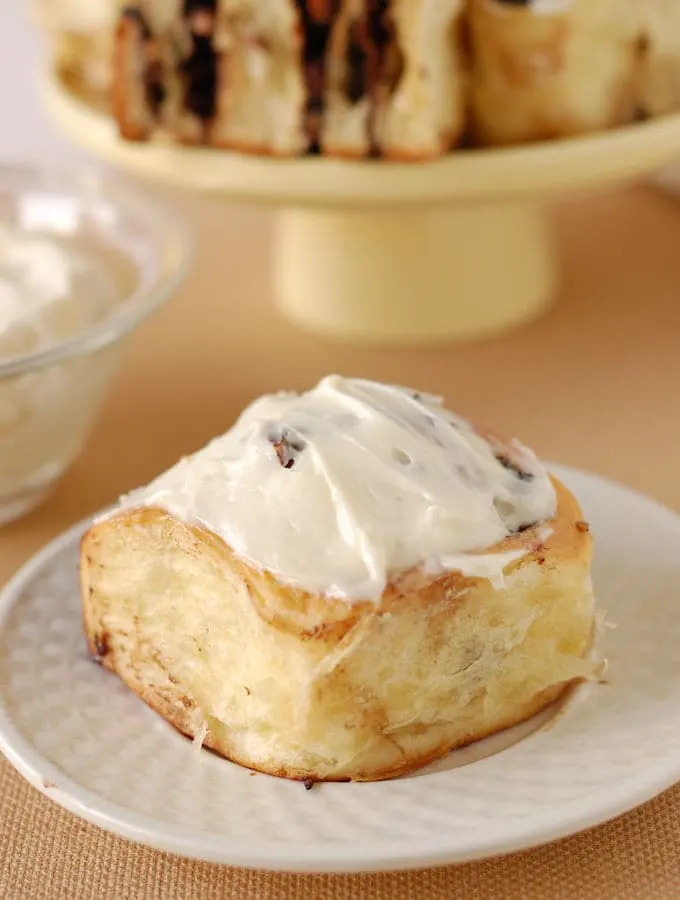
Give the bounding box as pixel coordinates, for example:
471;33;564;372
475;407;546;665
123;376;557;600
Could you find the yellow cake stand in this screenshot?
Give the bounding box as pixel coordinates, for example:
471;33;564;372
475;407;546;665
41;70;680;343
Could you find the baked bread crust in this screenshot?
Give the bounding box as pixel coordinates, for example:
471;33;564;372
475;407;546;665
636;1;680;117
113;12;156;142
38;2;680;158
373;0;465;160
49;32;113;111
29;0;115;109
468;0;639;146
81;476;599;782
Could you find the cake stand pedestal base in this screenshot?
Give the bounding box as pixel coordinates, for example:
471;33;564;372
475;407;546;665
41;69;680;343
273;201;556;342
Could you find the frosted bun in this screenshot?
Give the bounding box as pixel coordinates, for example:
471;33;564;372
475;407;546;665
81;379;599;781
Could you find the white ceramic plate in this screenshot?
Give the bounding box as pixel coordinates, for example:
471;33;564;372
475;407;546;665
1;465;680;873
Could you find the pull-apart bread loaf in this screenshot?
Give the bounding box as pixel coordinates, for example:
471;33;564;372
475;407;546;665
40;1;680;158
113;0;467;158
81;376;600;782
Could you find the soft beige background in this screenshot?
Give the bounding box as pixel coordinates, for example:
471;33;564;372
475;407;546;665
1;185;680;898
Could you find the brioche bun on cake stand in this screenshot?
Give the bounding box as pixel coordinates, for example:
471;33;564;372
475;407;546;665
41;68;680;344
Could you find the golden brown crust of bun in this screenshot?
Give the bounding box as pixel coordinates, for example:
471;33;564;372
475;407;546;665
113;15;155;142
102;667;568;784
81;476;598;782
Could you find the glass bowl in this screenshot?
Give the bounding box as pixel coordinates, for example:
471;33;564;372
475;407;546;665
0;164;192;526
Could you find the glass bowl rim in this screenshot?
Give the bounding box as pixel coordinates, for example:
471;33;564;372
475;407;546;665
0;161;194;379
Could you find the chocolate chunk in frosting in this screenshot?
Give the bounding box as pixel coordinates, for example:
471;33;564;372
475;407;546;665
495;452;535;482
269;429;306;470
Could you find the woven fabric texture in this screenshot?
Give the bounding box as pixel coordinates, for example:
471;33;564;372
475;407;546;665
1;757;677;900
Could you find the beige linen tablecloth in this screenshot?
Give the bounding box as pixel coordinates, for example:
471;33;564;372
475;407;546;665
2;186;680;899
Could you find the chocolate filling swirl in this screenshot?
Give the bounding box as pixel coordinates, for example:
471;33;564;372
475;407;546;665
180;0;218;122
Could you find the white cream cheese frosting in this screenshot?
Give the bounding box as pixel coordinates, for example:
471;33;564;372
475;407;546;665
122;376;557;600
0;229;73;336
0;226;118;357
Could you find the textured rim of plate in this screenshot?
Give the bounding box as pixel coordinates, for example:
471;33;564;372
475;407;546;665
1;465;680;873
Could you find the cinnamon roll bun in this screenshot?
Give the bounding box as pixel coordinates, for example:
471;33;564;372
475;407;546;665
113;1;189;143
209;0;308;154
81;376;600;782
372;0;466;159
31;0;117;109
636;0;680;118
468;0;640;146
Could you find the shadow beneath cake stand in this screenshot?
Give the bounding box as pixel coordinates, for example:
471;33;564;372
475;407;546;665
41;70;680;344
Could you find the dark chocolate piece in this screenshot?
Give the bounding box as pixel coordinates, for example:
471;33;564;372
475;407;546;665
183;0;217;14
295;0;341;144
93;632;110;664
307;0;336;23
345;25;369;104
368;0;402;94
495;453;534;482
269;428;306;469
367;0;391;50
121;5;152;40
180;32;218;121
515;521;538;533
145;59;166;113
